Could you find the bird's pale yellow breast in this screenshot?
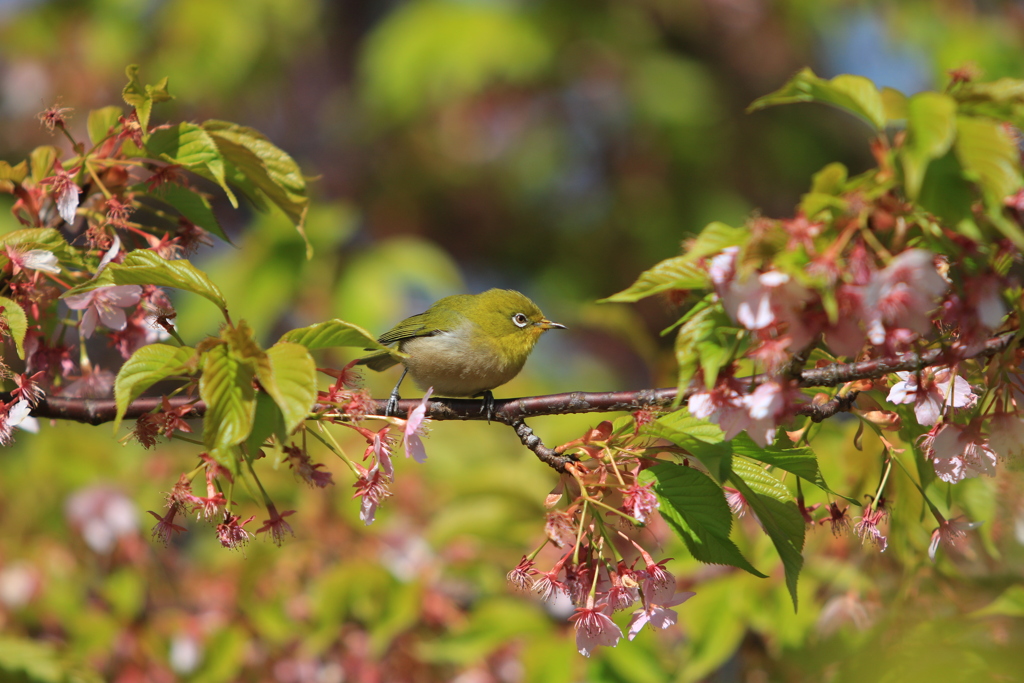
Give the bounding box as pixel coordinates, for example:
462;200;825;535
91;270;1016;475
400;321;527;397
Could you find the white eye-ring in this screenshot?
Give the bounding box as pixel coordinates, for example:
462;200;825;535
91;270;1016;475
512;313;530;328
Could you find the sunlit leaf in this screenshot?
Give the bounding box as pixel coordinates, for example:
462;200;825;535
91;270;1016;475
730;457;791;501
0;297;27;360
955;115;1023;210
683;222;750;262
641;463;766;577
200;343;256;452
902;92;957;199
748;67;886;130
87;106;123;147
600;256;709;303
809;162;848;195
122;64;173;132
255;342;317;436
674;298;730;391
29;146;58;184
203;120;310;247
113;344;197;432
881;86;908;121
145;122;236;206
280;319;390;352
732;436;855;502
0;160;28;192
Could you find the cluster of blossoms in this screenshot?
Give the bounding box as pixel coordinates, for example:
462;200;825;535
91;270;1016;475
499;419;698;656
676;201;1022;556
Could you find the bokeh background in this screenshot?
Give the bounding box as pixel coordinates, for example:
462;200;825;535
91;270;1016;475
2;1;1024;681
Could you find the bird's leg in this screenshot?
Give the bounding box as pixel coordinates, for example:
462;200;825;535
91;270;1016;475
479;389;495;423
385;367;409;417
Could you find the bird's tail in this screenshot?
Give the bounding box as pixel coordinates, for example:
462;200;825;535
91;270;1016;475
355;349;401;372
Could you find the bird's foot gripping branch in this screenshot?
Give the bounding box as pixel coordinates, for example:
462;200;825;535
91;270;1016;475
4;66;1024;657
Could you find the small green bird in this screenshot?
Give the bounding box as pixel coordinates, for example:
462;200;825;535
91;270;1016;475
357;289;565;417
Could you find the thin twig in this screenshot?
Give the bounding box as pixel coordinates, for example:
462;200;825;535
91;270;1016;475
508;418;578;472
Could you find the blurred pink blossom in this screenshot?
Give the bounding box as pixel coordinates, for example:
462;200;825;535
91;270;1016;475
929;422;997;483
864;249;947;345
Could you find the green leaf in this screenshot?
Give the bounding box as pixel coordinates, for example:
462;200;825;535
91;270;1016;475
970;584;1024;618
113;344;197;432
641;463;766;577
881;86;908;121
600;256;710;303
63;250;227;315
748;67;886;131
203;120;310;240
0;160;28;192
246;392;288;456
145;122;235;206
255;342;317;436
674;297;730;391
646;409;733;482
902;92;957;200
647;407;725;445
149;182;230;243
122;64;173;132
683;222;750;262
955;115;1023;210
87;106;124;147
730;456;791;501
29;146;58;184
280;319;389;352
730;435;855;502
0;297;28;360
809;162;848;195
728;474;805;609
200;343;256;452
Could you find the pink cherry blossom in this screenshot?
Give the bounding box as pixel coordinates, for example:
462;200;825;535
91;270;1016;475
721;270;813;337
352;464;391;526
854;506;888;551
5;246;60;274
886;367;976;426
689;381;749;440
569;604;622;657
620;481;659;523
402;388;433;463
626;590;696;640
708;246;738;286
986;412;1024;461
40;166;81;225
863;249;947;345
929;422;997;484
741;380;790;447
64;284;143;338
723;486;751;518
928;515;982;561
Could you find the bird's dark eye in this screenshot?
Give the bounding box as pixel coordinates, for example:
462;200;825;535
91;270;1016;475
512;313;529;328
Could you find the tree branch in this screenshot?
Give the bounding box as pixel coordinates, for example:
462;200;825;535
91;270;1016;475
7;330;1016;427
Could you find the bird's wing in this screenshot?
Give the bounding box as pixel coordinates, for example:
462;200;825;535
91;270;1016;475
375;312;441;345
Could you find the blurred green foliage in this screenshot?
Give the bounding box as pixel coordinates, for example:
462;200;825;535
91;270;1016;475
2;0;1024;681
